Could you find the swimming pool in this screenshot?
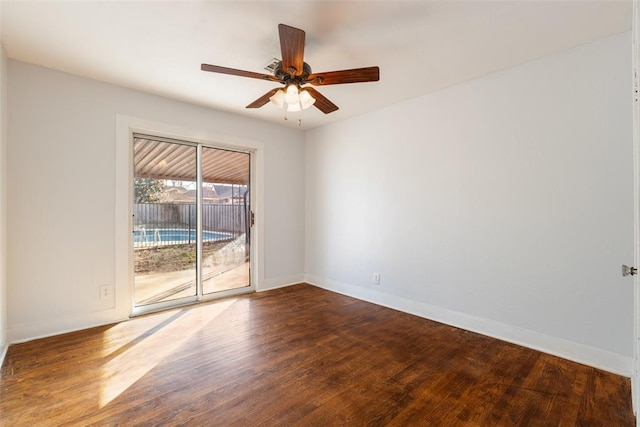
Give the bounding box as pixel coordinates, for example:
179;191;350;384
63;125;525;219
134;228;232;246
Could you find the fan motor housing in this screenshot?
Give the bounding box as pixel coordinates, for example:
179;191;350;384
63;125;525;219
274;61;312;84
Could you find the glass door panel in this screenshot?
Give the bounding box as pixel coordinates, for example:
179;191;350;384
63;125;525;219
133;138;197;306
201;147;251;294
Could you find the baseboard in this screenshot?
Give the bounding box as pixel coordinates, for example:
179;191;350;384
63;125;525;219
305;274;632;377
257;275;305;292
8;310;130;344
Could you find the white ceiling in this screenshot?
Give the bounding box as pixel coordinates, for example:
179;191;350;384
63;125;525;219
0;0;633;130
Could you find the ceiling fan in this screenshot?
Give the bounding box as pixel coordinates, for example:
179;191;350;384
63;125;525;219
201;24;380;114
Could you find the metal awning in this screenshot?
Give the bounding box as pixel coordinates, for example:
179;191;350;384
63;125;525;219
133;136;249;185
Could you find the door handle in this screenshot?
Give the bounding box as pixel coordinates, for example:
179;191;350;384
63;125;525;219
622;265;637;276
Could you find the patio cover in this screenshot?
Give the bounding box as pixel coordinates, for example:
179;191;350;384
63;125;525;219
133;135;249;185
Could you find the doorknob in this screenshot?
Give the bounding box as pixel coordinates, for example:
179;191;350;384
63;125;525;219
622;265;637;276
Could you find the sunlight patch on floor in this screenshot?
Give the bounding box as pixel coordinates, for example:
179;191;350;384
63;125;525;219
99;299;237;408
99;310;179;358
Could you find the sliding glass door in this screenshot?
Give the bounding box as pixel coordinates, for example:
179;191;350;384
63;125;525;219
201;147;251;294
132;135;252;314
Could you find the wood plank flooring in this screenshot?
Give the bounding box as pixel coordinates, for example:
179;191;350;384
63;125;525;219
0;284;635;426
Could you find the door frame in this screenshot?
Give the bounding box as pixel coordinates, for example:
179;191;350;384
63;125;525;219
115;115;265;319
633;0;639;416
129;136;254;316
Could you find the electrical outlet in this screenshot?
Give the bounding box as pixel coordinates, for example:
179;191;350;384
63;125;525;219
100;285;113;300
372;273;381;285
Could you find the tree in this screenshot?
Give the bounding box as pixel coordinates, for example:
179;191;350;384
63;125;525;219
134;178;166;203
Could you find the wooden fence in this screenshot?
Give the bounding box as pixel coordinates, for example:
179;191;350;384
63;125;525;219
133;203;247;234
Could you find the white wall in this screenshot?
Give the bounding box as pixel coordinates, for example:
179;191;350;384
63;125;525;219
305;32;634;375
7;61;305;341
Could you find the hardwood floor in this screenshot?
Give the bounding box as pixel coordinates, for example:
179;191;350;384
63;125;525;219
0;284;635;426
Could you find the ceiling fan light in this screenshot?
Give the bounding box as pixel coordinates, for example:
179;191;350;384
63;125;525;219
287;102;302;112
269;89;285;108
299;89;316;110
284;84;300;105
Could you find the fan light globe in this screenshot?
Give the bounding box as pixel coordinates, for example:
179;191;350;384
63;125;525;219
299;89;316;109
269;89;285;108
285;84;300;105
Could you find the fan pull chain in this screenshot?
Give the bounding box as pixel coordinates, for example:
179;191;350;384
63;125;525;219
282;114;302;127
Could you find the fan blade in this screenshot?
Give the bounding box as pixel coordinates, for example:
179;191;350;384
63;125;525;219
308;66;380;85
201;64;279;82
278;24;305;76
305;87;339;114
246;88;281;109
